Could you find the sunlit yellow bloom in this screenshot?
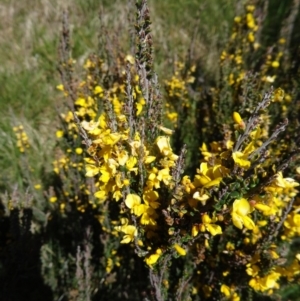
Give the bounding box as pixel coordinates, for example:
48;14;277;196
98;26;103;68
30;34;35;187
56;84;64;91
234;16;242;23
126;157;138;173
157;168;172;186
94;85;103;95
125;54;135;64
116;150;129;166
56;130;64;138
232;151;251;169
246;5;255;12
34;184;41;190
81;120;101;135
273;88;284;102
271;61;280;68
220;284;230;297
120;225;138;244
249;271;281;292
145;248;162;266
125;194;141;212
200;214;222;236
94;190;107;202
75;147;83;155
156;136;173;156
231;198;255;230
226;242;235;251
232;112;245;127
144;156;156;164
194;162;227;188
143;190;160;208
174;244;186;256
248;32;255;43
158;125;173;135
50;196;57;203
75;97;87;107
246;13;255;29
192;191;210;206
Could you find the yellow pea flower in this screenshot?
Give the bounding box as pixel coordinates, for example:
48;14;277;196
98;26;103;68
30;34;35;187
174;244;186;256
232;198;255;230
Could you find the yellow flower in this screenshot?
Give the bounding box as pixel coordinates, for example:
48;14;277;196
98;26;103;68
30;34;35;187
56;84;64;91
193;162;226;188
201;214;222;236
125;194;142;212
75;97;87;107
157;168;172;186
94;190;107;202
248;32;255;43
220;284;231;297
94;85;103;95
145;248;162;266
232;151;251;169
273;88;284;102
232;112;244;125
246;13;255;29
75;147;83;155
56;130;64;138
254;203;271;213
158;125;173;135
271;61;280;68
231;198;255;230
85;163;99;177
156;136;173;156
174;244;186;256
143;190;160;209
49;196;57;203
249;272;281;292
234;16;242;23
192;190;210;206
246;5;255;12
125;54;135;64
120;225;138;244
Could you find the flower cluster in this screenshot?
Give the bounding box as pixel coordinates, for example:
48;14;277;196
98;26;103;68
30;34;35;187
13;125;30;153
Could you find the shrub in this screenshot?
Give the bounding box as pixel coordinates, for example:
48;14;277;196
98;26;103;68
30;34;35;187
1;0;300;300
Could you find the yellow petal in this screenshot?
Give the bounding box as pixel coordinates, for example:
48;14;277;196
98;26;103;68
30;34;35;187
206;224;222;236
143;190;159;203
156;136;172;156
192;225;199;237
85;164;99;177
194;174;211;187
133;204;147;217
242;215;255;230
233;198;251;216
202;214;212;224
125;194;141;209
94;190;107;201
174;244;186;256
232;152;251;169
232;212;243;229
254;203;271;212
203;177;222;188
145;253;160;266
221;284;231;297
94;85;103;95
233;112;243;124
193;191;209;205
56;130;64;138
75;97;86;107
144;156;156;164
